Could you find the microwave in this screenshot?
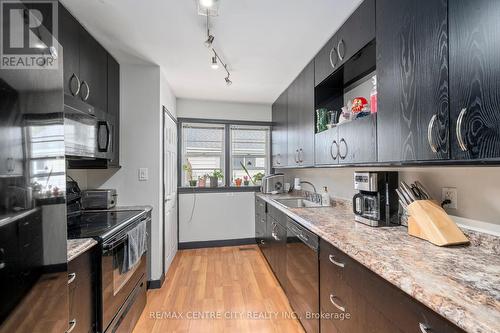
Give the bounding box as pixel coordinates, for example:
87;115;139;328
64;96;113;160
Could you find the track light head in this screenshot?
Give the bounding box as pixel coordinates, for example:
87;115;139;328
199;0;215;8
225;76;232;86
204;35;215;48
211;56;219;70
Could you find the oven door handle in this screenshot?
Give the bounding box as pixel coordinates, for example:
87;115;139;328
103;234;128;251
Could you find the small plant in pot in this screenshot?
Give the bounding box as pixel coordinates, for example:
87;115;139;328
210;169;223;188
198;175;208;188
243;176;250;186
253;172;265;186
183;162;197;187
234;178;243;187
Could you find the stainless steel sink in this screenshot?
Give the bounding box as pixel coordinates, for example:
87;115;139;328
274;198;323;208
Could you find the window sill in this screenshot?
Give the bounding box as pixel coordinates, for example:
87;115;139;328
178;186;261;194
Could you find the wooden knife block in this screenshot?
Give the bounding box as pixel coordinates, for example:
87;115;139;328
407;200;469;247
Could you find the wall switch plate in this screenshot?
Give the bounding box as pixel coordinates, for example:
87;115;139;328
442;187;458;209
138;168;148;181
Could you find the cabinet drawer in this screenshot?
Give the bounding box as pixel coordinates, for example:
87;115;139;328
267;204;286;227
68;249;95;333
255;197;266;216
320;239;353;282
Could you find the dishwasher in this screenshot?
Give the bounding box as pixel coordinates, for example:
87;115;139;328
286;217;319;333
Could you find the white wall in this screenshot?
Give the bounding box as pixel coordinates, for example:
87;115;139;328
281;166;500;234
177;98;271;243
73;64;177;282
177;98;271;122
179;192;255;242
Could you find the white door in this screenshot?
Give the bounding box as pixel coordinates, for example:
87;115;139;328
163;109;178;274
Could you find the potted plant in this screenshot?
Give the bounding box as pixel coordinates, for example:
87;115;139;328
253;172;264;186
198;175;208;188
210;169;223;188
243;176;250;186
234;178;243;187
183;162;197;187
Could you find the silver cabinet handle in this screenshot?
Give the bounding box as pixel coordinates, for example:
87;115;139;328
277;153;281;165
295;149;299;164
427;114;438;153
68;272;76;284
329;46;338;68
419;323;431;333
70;73;81;96
260;240;265;245
260;218;265;224
330;140;339;160
298;233;309;243
80;81;90;101
456;108;468;152
337;39;345;61
66;319;77;333
329;294;345;312
299;148;304;163
329;254;345;268
272;232;280;241
339;138;348;160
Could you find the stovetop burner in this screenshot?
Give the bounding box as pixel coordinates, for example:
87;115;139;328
67;210;145;241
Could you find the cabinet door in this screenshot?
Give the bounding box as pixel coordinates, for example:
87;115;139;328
449;0;500;161
107;55;120;167
79;29;108;111
296;61;315;166
272;91;288;167
274;222;287;288
337;114;377;164
315;35;338;86
336;0;375;68
59;4;80;97
315;127;339;165
287;79;300;166
377;0;449;162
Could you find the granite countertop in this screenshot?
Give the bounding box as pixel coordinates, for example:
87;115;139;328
257;193;500;333
67;238;98;262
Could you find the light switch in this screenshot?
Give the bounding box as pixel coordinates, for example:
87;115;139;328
138;168;148;181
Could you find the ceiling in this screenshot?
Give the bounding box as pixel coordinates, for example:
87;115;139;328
60;0;362;104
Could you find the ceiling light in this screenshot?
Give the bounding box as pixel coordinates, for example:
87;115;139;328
211;56;219;70
204;35;215;48
225;76;232;86
199;0;214;8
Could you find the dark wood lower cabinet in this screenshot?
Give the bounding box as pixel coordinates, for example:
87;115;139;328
68;248;96;333
319;239;465;333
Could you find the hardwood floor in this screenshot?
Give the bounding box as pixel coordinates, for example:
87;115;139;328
133;245;304;333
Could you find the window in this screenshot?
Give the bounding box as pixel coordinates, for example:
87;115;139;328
181;122;225;185
230;125;270;185
179;120;271;188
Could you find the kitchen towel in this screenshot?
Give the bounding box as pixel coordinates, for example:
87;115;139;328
123;220;147;273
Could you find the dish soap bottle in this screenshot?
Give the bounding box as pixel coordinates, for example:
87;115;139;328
321;186;331;207
370;75;377;114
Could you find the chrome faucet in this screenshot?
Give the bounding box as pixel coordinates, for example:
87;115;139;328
299;181;317;193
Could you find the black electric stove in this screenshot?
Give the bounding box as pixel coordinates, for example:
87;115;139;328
67;210;145;241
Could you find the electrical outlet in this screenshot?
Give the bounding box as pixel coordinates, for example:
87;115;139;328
441;187;458;209
138;168;148;181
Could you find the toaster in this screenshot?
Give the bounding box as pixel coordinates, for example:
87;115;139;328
261;174;285;194
81;189;117;210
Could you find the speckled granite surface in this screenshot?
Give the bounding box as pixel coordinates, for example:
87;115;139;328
257;193;500;333
67;238;97;262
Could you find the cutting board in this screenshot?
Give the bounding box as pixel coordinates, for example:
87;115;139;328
407;200;469;247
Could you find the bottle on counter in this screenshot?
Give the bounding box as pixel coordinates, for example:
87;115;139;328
321;186;331;207
370;75;377;114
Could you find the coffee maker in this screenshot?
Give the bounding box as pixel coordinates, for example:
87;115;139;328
352;171;399;227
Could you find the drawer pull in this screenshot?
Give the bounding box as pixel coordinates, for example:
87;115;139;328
329;254;345;268
68;272;76;284
329;294;345;312
260;240;265;245
260;218;265;224
419;323;431;333
66;319;77;333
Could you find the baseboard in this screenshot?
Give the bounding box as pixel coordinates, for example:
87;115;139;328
147;272;165;290
178;238;255;250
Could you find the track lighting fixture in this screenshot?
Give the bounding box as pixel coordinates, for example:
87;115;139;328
204;34;215;48
199;0;215;9
225;76;232;86
211;56;219;70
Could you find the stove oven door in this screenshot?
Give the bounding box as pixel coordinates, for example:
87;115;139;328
101;229;146;332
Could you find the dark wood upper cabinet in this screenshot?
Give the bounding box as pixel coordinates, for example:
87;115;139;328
338;114;377;164
272;90;288;168
449;0;500;161
315;127;339;166
287;61;314;167
376;0;449;163
59;4;80;97
79;31;108;112
107;55;120;167
314;0;375;87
